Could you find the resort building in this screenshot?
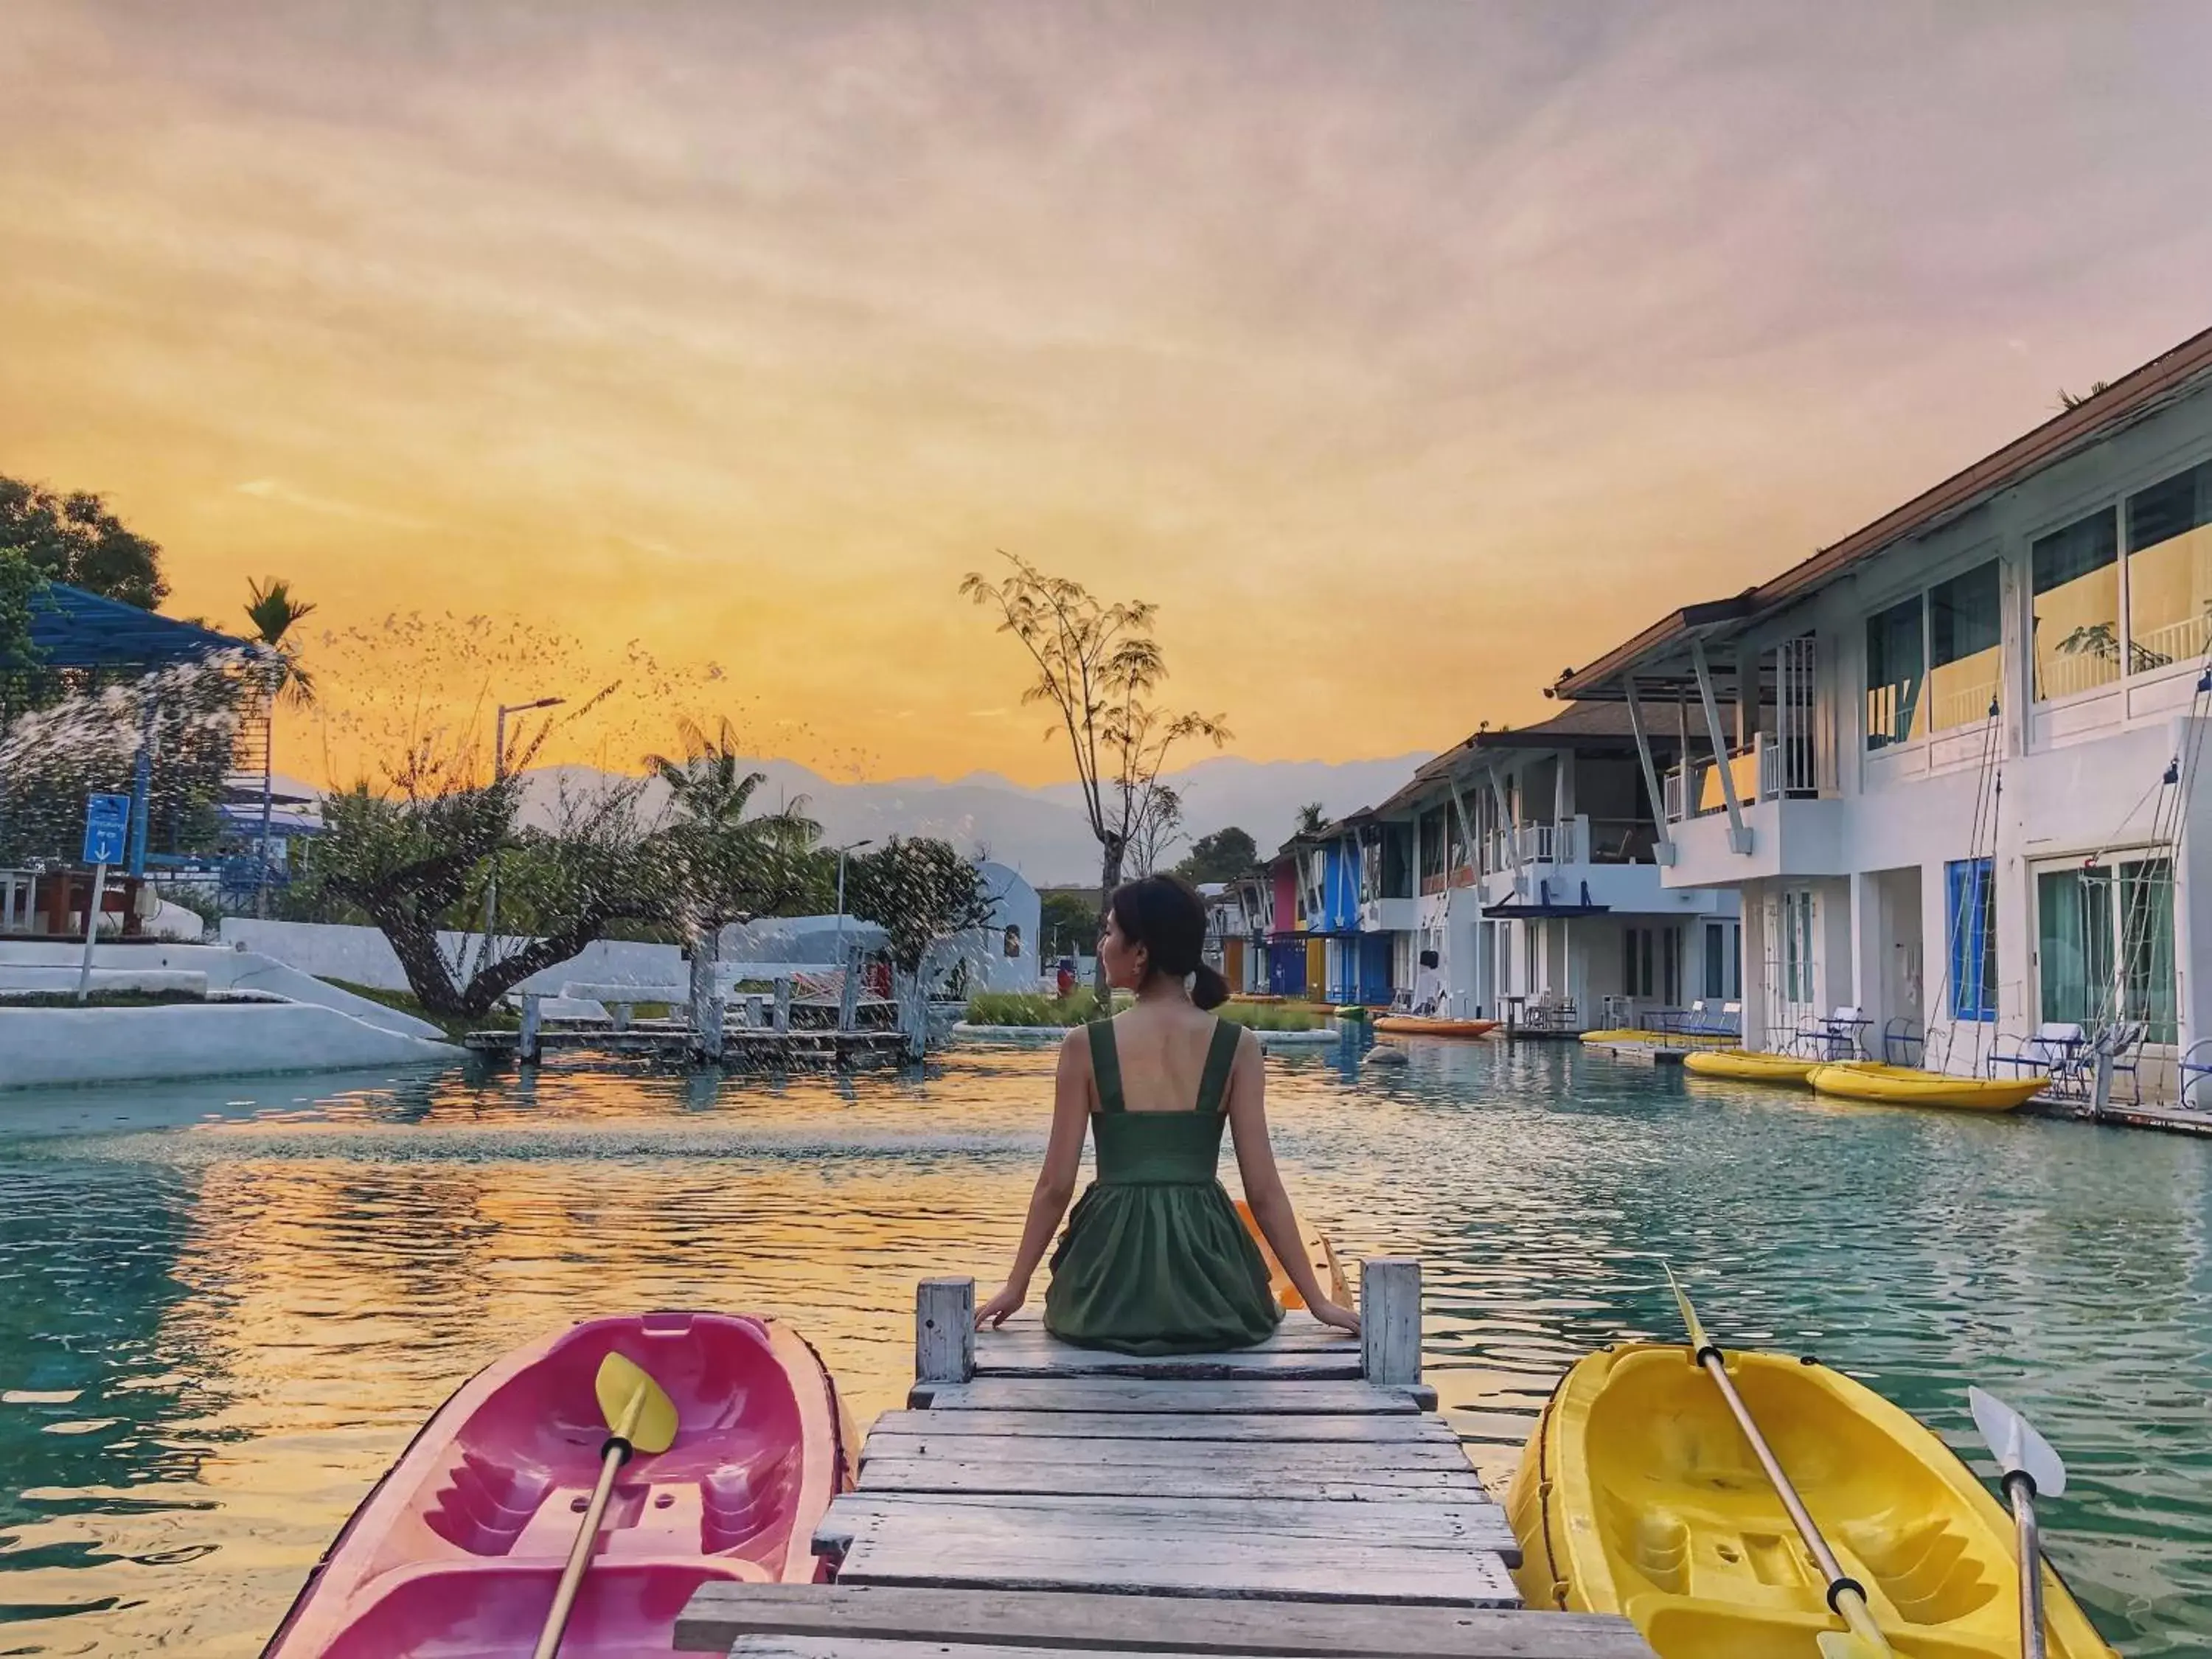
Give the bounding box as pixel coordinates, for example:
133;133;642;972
1363;703;1736;1026
1553;324;2212;1095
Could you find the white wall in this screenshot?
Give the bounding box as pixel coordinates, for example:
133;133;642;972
0;1002;456;1090
0;941;445;1040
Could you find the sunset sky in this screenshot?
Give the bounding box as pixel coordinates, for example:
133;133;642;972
4;1;2211;785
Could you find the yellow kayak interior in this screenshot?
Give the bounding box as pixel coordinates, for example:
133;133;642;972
1506;1343;2118;1659
1682;1049;1822;1085
1806;1062;2046;1113
1233;1199;1347;1310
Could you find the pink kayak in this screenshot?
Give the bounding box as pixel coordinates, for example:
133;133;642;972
264;1311;853;1658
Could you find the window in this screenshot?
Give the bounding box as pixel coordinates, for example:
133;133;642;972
2126;460;2212;671
1944;858;1996;1021
1624;925;1682;1002
2032;507;2121;700
2037;857;2176;1042
1865;595;1924;749
1703;921;1742;1001
1927;562;2003;732
1781;889;1815;1006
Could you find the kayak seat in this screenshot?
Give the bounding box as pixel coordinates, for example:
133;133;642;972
1840;1512;2000;1623
422;1452;554;1554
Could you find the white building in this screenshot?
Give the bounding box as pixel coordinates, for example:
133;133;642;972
1366;703;1737;1026
1554;324;2212;1095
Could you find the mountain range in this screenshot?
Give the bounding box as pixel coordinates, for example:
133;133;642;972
511;751;1432;886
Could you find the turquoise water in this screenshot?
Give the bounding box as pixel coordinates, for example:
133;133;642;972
0;1039;2205;1655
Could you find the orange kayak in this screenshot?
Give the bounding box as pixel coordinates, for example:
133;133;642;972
1373;1015;1500;1038
1234;1200;1349;1310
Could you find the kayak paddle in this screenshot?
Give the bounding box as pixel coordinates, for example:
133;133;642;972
1663;1266;1896;1659
530;1352;680;1659
1969;1385;2067;1659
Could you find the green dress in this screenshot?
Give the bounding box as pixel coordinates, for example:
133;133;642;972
1043;1017;1282;1355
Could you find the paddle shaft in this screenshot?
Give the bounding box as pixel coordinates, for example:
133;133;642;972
2004;1472;2049;1659
531;1385;646;1659
1693;1348;1893;1655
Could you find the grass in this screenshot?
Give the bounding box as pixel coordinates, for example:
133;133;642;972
0;990;212;1009
964;991;1330;1032
326;978;513;1043
965;989;1107;1027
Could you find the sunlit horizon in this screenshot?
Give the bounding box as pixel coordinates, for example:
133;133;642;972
7;1;2212;785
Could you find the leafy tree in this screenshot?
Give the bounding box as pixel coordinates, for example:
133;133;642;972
0;476;167;609
1175;826;1260;885
1126;781;1183;876
961;552;1228;993
308;774;664;1018
1294;801;1328;836
1038;888;1099;959
844;836;993;974
0;548;39;673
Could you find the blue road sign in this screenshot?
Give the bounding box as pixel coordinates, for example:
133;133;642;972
83;793;133;866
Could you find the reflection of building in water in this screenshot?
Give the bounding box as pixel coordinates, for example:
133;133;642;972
1555;324;2212;1094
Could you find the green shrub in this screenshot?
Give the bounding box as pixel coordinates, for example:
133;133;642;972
1215;1001;1326;1032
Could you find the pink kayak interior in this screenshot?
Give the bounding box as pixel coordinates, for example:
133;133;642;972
265;1310;847;1658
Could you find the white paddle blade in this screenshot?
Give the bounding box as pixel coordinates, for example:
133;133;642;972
1969;1386;2066;1498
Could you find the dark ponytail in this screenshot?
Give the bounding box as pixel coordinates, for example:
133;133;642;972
1107;874;1230;1009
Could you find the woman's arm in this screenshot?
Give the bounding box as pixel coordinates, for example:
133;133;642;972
976;1027;1093;1327
1225;1031;1360;1335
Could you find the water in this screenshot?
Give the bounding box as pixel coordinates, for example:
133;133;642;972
0;1040;2206;1656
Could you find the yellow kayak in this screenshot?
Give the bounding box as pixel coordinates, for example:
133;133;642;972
1506;1343;2118;1659
1683;1048;1822;1085
1234;1199;1349;1310
1807;1061;2045;1113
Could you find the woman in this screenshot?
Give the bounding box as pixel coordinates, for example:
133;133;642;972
976;874;1361;1352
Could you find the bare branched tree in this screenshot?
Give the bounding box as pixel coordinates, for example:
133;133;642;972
1125;780;1184;877
961;552;1228;992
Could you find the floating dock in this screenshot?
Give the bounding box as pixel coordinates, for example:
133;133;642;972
675;1262;1653;1659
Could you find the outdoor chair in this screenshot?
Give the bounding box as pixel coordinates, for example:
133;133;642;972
1692;1001;1742;1040
1650;1000;1705;1041
1882;1017;1925;1067
1795;1005;1869;1060
1986;1022;2088;1098
2178;1038;2212;1110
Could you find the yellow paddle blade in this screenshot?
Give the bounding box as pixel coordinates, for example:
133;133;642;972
594;1352;678;1455
1662;1262;1713;1357
1815;1631;1892;1659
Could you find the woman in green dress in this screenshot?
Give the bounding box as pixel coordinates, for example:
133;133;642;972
975;874;1361;1353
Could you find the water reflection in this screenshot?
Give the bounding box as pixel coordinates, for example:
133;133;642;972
0;1043;2205;1654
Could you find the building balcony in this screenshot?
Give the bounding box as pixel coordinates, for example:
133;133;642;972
1661;793;1848;888
1359;897;1419;932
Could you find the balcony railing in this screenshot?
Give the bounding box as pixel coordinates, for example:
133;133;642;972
1666;731;1837;824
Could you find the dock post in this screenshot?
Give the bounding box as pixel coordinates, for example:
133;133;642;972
773;976;793;1034
914;1278;975;1387
518;993;542;1063
2091;1049;2114;1119
1360;1257;1421;1386
838;946;860;1032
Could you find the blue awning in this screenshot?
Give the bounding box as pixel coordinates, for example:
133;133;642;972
16;583;251;669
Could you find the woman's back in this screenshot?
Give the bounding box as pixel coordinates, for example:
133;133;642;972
1096;1002;1238;1116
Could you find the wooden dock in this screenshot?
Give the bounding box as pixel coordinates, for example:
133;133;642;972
677;1262;1653;1659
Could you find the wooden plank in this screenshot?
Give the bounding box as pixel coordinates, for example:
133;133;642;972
982;1318;1358;1353
816;1492;1517;1561
913;1380;1433;1414
1360;1259;1422;1385
864;1409;1461;1444
973;1342;1361;1382
677;1583;1658;1658
917;1279;976;1385
853;1457;1484;1500
829;1512;1515;1604
734;1641;1279;1659
860;1433;1477;1473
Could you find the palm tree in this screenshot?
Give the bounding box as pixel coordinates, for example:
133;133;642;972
240;577;316;914
645;715;821;846
1295;801;1328;837
244;577;317;705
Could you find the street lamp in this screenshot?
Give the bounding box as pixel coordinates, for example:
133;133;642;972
832;838;874;935
486;696;566;948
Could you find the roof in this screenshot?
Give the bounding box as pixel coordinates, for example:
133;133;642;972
1554;321;2212;700
1368;701;1696;815
17;583;252;669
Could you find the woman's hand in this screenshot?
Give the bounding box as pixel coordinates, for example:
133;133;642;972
1309;1296;1361;1338
975;1280;1028;1329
